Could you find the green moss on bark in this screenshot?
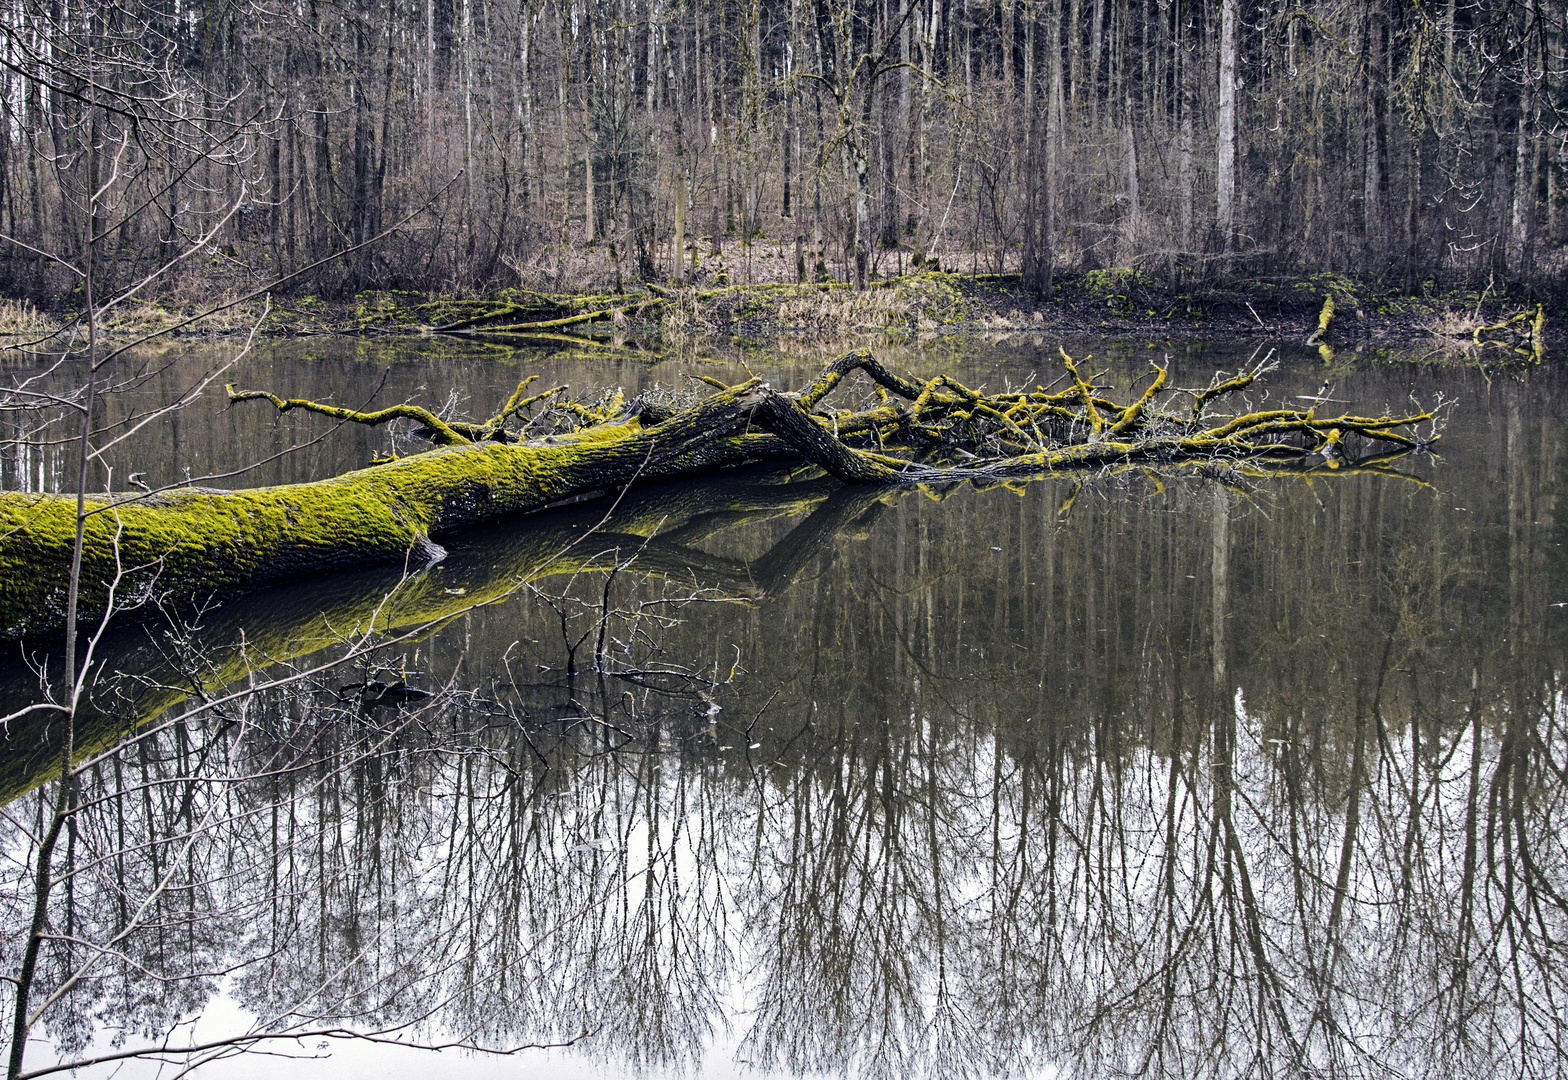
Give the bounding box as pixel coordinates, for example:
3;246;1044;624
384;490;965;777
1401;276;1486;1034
0;382;777;639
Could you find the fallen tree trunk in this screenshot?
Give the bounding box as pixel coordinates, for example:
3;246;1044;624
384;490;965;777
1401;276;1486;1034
426;289;655;334
0;348;1435;640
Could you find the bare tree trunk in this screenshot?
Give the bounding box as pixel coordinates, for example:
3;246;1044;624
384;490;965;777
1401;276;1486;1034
461;0;477;252
558;7;572;248
852;132;872;288
1404;137;1422;294
915;0;936;236
707;12;723;255
1122;92;1139;254
663;7;687;280
1088;0;1103;130
1067;0;1080;111
583;8;597;244
1022;0;1038;286
520;0;537;220
1507;75;1536;275
1215;0;1237;251
1001;0;1016;106
1178;0;1193;253
1042;0;1061;291
673;170;686;281
740;0;762;238
1362;0;1388;263
897;6;910;237
785;0;798;219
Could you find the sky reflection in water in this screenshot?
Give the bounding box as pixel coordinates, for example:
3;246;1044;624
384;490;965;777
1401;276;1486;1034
2;339;1565;1079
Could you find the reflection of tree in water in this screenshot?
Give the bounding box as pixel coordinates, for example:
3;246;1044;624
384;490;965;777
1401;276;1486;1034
11;646;1564;1078
4;433;1568;1078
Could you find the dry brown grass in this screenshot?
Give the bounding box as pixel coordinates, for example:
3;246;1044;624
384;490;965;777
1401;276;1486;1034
0;298;57;338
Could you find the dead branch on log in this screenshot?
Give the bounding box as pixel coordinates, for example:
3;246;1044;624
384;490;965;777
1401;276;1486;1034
226;374;571;445
742;346;1436;486
1469;304;1546;361
428;291;663;334
228;344;1436;482
1424;302;1547;363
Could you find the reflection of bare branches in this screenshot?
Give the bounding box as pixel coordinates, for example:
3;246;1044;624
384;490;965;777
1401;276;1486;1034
5;412;1565;1080
4;585;1566;1080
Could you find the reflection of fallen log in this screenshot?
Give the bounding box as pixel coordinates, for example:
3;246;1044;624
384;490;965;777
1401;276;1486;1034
0;468;869;802
0;348;1435;641
1469;304;1546;360
0;433;1437;804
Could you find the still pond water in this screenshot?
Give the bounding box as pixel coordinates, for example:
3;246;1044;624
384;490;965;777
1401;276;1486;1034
2;334;1566;1079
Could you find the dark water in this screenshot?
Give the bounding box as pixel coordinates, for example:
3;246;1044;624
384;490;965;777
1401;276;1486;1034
2;336;1566;1079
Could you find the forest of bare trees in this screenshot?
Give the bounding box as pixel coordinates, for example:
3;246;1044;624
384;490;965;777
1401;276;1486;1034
0;0;1562;302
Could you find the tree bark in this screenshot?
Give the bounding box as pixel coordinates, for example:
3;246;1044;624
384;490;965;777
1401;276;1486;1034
0;382;778;640
1215;0;1238;251
1178;0;1193;253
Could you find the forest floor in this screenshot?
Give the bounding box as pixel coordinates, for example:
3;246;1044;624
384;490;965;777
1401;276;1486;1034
0;267;1550;358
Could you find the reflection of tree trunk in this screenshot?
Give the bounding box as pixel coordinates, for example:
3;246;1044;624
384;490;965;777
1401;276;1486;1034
1324;694;1367;960
1211;487;1227;689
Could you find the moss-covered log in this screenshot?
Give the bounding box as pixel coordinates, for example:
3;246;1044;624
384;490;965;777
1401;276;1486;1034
1470;304;1547;361
0;381;786;638
427;290;656;334
0;348;1435;640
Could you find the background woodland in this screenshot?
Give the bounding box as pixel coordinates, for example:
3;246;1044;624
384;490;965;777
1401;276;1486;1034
0;0;1562;302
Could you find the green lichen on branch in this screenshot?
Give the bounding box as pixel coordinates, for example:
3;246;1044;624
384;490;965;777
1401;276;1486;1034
3;348;1436;640
762;347;1435;487
226;374;572;445
224;387;474;445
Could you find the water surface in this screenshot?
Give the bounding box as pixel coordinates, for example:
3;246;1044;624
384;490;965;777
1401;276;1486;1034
2;336;1564;1079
